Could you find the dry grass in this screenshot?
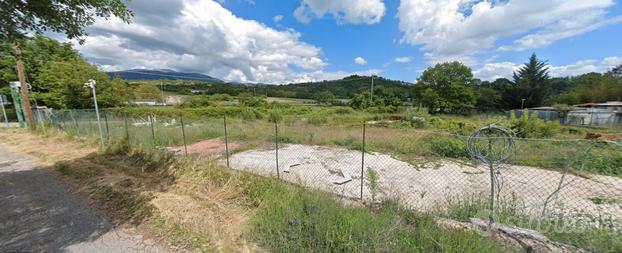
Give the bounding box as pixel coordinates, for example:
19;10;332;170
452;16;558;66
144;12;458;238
0;128;259;252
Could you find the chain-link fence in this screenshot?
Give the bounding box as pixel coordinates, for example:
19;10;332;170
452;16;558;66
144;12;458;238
35;109;622;240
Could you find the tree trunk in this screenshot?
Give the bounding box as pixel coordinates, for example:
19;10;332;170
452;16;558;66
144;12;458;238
12;39;36;130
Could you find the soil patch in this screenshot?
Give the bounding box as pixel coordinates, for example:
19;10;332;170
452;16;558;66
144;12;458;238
181;138;242;156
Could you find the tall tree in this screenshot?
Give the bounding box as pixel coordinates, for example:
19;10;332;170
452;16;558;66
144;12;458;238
608;64;622;77
504;53;550;109
1;0;133;128
0;35;80;89
417;61;477;114
35;59;129;108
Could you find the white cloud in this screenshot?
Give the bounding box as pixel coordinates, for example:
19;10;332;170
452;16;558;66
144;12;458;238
273;15;283;22
473;62;520;81
294;0;386;25
474;56;622;80
397;0;620;64
354;56;367;65
603;56;622;66
73;0;330;84
280;69;382;83
394;56;413;63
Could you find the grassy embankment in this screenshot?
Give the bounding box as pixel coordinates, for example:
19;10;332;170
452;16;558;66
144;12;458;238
0;128;511;252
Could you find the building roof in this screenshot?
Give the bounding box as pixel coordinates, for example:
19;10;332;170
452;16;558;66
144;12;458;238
574;101;622;107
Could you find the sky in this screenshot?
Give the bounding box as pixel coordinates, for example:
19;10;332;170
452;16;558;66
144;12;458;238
64;0;622;84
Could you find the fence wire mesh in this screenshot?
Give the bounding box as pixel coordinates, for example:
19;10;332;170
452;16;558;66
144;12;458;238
37;109;622;236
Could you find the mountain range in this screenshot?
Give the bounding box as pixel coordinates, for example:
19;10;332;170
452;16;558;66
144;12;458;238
107;69;223;83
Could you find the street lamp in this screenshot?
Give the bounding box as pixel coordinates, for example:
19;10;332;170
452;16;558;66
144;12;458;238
84;79;105;149
521;98;526;109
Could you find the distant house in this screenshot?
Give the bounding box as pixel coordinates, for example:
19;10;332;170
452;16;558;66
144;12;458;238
567;101;622;126
511;101;622;126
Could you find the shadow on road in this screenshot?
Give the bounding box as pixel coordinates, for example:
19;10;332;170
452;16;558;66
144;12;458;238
0;165;115;252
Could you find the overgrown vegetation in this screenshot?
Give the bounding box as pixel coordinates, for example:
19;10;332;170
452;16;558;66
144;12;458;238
250;186;508;253
440;195;622;253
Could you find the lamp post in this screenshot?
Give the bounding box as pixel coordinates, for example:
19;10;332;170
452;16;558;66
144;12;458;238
84;79;105;149
520;98;526;109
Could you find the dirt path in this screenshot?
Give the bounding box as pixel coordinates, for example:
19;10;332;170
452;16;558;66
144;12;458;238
0;144;165;252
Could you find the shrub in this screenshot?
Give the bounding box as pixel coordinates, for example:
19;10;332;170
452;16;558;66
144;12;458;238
509;110;559;138
429;136;467;158
334;107;355;114
307;114;328;125
267;110;282;123
240;107;263;120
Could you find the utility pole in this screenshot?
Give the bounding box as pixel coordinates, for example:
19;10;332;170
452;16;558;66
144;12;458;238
370;76;374;104
13;41;35;130
85;79;105;149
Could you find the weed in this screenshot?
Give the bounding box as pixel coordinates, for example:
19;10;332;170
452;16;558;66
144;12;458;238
249;186;507;252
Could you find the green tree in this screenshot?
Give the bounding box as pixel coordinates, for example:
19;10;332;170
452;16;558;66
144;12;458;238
133;84;162;102
417;61;476;114
1;0;133;127
0;35;81;89
503;53;550;109
35;59;129;108
314;90;336;104
552;72;622;104
608;64;622;77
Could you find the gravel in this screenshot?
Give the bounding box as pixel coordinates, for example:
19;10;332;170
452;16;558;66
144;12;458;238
230;144;622;225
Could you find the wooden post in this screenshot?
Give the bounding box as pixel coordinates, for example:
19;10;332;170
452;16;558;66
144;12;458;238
224;114;230;168
180;116;188;156
13;40;35;130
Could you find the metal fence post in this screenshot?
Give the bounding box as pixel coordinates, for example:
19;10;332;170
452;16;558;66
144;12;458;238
103;112;110;142
149;113;156;148
180;116;188;156
0;96;8;128
487;138;495;225
71;110;80;137
223;114;230;168
124;113;130;141
275;121;280;179
360;123;366;200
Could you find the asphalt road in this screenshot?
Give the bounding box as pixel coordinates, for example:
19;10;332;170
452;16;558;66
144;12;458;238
0;144;164;252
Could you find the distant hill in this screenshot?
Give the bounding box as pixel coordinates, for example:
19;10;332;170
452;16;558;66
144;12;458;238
159;75;414;100
107;69;223;83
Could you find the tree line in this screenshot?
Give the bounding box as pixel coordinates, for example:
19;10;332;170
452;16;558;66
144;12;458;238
0;35;166;109
1;36;621;113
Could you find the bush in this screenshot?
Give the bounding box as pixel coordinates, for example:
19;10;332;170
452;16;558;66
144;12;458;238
404;108;430;128
509;110;559;138
333;107;355;114
429;136;467;158
240;107;264;120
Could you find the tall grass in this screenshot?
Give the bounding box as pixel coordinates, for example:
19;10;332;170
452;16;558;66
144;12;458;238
439;195;622;252
248;183;509;253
